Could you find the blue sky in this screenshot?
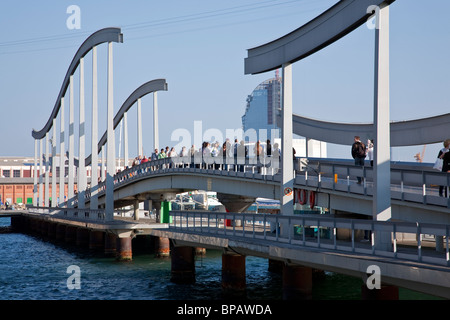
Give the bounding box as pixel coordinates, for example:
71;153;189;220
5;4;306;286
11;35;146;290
0;0;449;163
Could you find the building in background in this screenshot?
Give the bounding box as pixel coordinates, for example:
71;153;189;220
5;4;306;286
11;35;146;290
242;71;281;142
241;71;327;157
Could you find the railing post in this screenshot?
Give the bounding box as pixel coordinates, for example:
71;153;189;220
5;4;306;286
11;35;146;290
422;171;427;205
351;220;355;252
393;223;397;258
264;214;267;240
302;216;305;246
400;172;404;201
333;220;337;250
417;223;422;262
317;219;320;247
446;225;449;266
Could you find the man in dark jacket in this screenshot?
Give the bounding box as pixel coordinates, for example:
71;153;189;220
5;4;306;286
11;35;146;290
351;136;366;184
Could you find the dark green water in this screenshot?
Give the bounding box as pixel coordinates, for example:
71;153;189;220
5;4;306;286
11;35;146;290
0;217;441;300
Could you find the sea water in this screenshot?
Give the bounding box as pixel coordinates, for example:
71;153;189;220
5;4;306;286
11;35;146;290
0;217;440;300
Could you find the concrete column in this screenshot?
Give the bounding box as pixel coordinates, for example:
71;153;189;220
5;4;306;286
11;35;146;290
105;41;115;221
78;56;86;209
153;200;162;224
282;264;313;300
155;236;170;258
101;146;105;181
39;139;43;206
153;92;159;151
137;98;143;156
116;237;132;261
361;284;399;300
68;75;75;208
45;132;50;207
133;199;139;221
171;246;195;284
222;252;246;293
33;139;38;206
90;46;99;210
280;63;294;237
372;3;392;251
104;232;117;256
59;97;65;207
89;230;104;251
123;112;129;168
51;119;57;207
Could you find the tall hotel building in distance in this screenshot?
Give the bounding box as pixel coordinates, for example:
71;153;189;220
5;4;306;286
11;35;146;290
241;71;327;157
242;71;281;142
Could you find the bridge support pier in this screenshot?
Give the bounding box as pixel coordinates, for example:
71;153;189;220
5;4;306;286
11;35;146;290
170;246;196;284
133;199;139;221
116;236;133;261
155;236;171;257
282;264;313;300
222;252;246;294
361;284;399;300
104;232;117;257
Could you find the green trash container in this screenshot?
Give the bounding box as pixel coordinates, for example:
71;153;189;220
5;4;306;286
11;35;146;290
160;201;173;223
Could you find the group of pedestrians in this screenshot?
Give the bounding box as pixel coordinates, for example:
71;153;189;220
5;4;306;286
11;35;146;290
124;139;284;173
352;135;450;196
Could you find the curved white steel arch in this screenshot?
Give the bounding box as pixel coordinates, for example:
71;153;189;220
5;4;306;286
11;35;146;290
31;27;123;139
283;112;450;146
244;0;399;239
84;79;168;166
244;0;395;75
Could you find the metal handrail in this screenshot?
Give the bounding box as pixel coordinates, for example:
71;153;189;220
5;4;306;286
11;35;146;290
83;156;450;209
169;210;450;267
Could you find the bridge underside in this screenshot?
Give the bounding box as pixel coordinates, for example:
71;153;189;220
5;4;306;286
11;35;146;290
91;173;276;211
148;228;450;299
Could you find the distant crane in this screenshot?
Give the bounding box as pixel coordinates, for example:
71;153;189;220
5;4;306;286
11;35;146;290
414;145;427;162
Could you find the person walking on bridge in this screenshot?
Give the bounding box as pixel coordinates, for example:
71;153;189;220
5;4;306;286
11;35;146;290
351;136;366;184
